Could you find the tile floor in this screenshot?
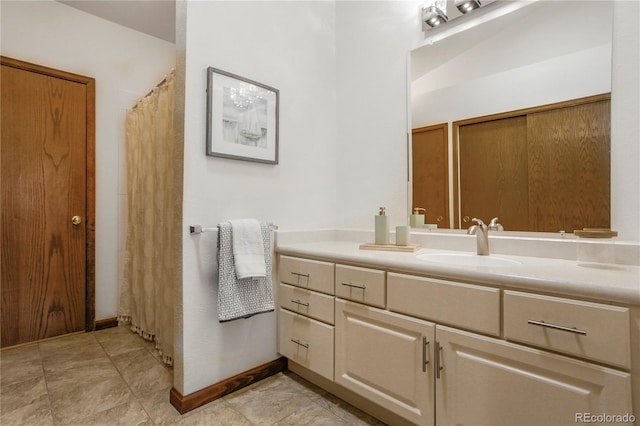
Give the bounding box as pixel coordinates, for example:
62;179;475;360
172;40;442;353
0;326;386;425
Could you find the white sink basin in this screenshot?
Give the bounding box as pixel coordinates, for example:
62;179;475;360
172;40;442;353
416;252;522;267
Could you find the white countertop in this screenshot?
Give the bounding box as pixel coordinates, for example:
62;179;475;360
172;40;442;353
276;240;640;306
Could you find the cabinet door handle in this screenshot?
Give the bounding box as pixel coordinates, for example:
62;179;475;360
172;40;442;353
291;338;309;349
527;320;587;335
291;272;310;278
291;299;310;308
422;337;430;372
341;282;366;290
435;341;443;379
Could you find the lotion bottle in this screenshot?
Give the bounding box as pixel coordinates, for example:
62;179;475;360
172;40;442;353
410;207;426;228
375;207;389;245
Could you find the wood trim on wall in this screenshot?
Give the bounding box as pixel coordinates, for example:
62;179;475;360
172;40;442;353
1;56;96;332
452;125;461;229
94;317;118;331
453;93;611;128
85;77;96;333
170;357;288;414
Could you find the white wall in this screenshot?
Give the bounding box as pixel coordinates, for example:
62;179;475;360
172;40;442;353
0;0;176;319
611;0;640;242
335;1;424;230
412;44;611;125
177;0;337;395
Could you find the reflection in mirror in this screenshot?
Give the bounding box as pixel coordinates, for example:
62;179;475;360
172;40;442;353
410;1;613;232
454;94;610;232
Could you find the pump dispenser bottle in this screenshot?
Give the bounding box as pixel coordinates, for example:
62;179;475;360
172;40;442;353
375;207;389;245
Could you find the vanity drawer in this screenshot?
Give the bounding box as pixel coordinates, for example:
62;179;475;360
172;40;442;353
335;265;386;308
279;283;334;325
504;291;630;369
387;273;500;336
278;308;334;381
279;256;335;295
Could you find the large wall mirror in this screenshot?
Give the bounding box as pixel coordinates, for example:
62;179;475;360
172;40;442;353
410;1;613;233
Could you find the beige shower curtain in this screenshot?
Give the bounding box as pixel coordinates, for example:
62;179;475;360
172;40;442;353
119;72;178;366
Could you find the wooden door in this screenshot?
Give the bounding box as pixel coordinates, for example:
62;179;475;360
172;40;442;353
527;100;610;232
458;116;529;230
1;57;95;347
435;325;632;426
412;124;449;228
335;299;435;426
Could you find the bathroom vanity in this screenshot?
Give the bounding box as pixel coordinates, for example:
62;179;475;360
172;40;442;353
275;232;639;426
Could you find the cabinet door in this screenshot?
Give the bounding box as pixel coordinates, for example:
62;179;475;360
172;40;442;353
436;325;633;426
335;299;435;426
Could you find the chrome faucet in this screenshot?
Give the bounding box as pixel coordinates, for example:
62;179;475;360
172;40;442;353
487;217;504;231
467;218;490;255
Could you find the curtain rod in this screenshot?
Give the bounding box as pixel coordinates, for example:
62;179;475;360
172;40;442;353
131;68;175;110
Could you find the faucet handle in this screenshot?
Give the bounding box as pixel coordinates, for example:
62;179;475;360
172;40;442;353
488;217;504;231
471;218;485;227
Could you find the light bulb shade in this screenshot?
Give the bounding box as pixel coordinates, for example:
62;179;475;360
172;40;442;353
455;0;481;14
422;5;448;28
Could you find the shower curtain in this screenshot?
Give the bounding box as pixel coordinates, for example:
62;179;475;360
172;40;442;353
119;72;178;366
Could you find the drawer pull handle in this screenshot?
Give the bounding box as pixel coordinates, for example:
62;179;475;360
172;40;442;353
291;339;309;349
422;337;430;372
435;341;443;379
291;272;310;278
527;320;587;335
341;282;366;290
291;299;310;308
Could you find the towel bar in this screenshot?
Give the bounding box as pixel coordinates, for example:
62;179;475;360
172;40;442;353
189;223;278;234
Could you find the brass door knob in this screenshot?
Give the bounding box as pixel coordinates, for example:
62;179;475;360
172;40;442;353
71;215;82;226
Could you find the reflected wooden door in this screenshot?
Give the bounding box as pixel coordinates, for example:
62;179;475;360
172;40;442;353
527;100;610;232
1;57;95;347
412;124;449;228
458;116;529;231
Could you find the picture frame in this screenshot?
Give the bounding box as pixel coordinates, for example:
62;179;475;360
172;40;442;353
206;67;279;164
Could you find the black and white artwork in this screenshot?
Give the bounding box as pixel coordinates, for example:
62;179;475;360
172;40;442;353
206;67;279;164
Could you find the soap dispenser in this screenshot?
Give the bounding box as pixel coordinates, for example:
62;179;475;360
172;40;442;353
375;207;389;245
410;207;426;228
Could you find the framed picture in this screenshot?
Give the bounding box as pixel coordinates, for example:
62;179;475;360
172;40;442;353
206;67;279;164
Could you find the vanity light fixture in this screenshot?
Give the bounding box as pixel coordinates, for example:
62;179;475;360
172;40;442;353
422;0;448;28
455;0;482;14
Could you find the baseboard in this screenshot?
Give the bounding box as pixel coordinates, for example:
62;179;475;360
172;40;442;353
94;317;118;331
169;356;287;414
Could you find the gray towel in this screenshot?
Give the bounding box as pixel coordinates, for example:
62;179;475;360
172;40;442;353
217;222;274;322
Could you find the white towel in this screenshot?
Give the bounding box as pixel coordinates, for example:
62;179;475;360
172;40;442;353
229;219;266;279
217;222;274;322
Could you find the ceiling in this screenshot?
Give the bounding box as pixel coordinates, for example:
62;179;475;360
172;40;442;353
57;0;176;43
56;0;498;46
